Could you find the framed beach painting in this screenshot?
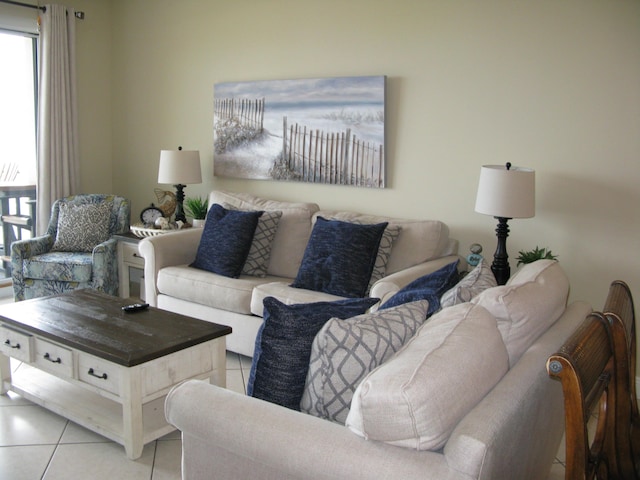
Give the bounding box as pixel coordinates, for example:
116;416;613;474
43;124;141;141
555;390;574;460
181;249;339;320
213;75;386;188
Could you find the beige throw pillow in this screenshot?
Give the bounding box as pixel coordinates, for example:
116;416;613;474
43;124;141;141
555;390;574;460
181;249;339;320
346;302;508;451
471;259;569;366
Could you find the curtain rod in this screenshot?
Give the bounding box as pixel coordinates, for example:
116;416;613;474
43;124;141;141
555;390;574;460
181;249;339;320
0;0;85;19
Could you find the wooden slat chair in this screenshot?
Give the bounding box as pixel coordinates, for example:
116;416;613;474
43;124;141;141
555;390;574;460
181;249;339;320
603;280;640;479
547;312;619;480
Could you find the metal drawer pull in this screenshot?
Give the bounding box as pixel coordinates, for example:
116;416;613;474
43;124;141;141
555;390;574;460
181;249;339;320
4;339;20;349
44;352;62;363
133;253;142;258
87;368;108;380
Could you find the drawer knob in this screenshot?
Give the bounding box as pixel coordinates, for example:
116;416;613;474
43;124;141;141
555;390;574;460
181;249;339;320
4;339;20;349
87;368;108;380
44;352;62;364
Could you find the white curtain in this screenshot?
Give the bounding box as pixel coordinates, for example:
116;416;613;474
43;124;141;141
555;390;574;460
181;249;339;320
36;4;79;235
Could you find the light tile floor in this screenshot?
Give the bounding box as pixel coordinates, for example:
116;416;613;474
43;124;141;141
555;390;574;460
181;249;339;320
0;353;252;480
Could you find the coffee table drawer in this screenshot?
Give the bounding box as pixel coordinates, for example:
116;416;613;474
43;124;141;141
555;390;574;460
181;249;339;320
34;338;73;378
78;353;120;395
1;326;33;362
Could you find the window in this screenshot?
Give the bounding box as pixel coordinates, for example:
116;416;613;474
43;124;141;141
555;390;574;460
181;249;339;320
0;31;37;185
0;31;37;281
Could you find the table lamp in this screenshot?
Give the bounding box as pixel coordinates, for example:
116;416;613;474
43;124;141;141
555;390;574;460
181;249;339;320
158;146;202;223
474;163;535;285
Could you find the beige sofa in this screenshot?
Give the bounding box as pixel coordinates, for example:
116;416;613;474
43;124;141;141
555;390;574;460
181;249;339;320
165;260;591;480
139;190;460;357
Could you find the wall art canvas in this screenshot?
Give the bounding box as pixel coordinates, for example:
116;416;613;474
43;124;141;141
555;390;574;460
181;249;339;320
213;75;386;188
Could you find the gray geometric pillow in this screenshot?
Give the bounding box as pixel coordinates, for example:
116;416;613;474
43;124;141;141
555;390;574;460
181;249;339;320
52;202;112;252
300;299;429;424
367;224;401;292
440;259;497;308
242;210;282;277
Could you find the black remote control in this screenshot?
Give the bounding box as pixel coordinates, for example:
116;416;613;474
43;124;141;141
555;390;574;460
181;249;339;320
122;303;149;313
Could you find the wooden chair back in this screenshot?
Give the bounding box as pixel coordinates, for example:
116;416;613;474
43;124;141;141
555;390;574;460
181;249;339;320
547;312;619;480
603;280;640;478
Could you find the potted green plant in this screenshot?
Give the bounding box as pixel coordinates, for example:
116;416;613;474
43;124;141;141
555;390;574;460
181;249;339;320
184;196;209;227
515;246;558;266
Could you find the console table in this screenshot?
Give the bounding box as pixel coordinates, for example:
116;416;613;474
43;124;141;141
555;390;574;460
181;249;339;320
0;290;231;459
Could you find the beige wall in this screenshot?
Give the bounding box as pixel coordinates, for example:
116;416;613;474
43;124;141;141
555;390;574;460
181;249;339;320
61;1;640;311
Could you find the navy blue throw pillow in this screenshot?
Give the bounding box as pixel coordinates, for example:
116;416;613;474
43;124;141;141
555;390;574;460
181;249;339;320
248;296;380;410
291;217;388;298
380;260;460;316
190;203;262;278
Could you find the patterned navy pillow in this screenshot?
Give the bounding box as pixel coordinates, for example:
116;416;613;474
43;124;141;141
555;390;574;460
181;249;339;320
291;217;388;298
190;203;262;278
380;260;460;315
247;296;380;411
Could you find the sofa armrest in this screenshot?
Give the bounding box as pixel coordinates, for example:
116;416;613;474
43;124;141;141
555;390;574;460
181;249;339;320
139;228;203;306
166;380;458;480
369;255;461;304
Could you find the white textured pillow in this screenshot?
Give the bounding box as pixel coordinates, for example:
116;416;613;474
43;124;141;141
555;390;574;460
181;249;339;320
346;302;508;451
300;299;429;424
440;259;497;308
471;259;569;366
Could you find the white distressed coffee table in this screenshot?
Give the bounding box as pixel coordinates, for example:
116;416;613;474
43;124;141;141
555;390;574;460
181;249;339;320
0;289;231;459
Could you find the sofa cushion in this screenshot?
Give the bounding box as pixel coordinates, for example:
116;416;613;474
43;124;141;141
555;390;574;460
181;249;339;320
301;299;429;424
292;217;388;298
210;191;319;278
157;265;283;314
191;204;262;278
440;259;497;308
250;282;347;317
315;211;450;275
52;202;112;252
471;259;569;366
247;296;379;411
346;302;509;451
380;260;459;315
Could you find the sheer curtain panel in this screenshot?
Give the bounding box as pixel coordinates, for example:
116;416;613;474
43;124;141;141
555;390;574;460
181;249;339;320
37;4;79;235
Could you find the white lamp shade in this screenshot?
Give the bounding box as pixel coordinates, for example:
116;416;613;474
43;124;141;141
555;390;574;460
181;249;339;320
158;149;202;185
475;164;535;218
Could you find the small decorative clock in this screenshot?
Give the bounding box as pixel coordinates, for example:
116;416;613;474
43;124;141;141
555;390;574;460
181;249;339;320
139;204;164;226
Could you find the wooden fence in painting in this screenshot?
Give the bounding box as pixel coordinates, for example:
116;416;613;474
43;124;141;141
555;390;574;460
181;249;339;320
214;98;265;132
281;117;384;187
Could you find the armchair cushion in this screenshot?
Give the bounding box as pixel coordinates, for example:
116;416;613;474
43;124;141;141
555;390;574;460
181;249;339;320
23;252;93;282
52;202;112;252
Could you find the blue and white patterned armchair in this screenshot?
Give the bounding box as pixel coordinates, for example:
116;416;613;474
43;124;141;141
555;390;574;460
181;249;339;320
11;194;130;301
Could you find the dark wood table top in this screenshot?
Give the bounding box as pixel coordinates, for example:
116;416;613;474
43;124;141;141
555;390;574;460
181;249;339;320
0;290;231;367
